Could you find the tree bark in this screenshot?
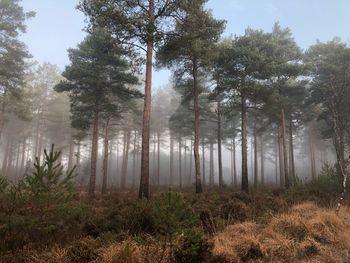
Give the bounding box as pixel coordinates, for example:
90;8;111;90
281;109;289;188
20;138;26;176
102;118;110;194
188;138;193;185
278;126;285;187
67;137;74;172
209;141;214;186
121;130;131;189
260;135;264;186
139;0;154;199
201;138;206;187
233;137;237;186
132;131;137;189
217;99;223;188
178;135;182;189
289;117;296;184
89;111;99;198
241;93;249;192
253;123;258;189
157;131;160;186
193;58;202;193
309;123;316;180
170;131;174;186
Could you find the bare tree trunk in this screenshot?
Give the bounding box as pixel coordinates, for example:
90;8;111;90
178;135;182;189
260;135;264;186
217;100;223;188
157;131;160;186
254;123;258;189
89;111;99;198
15;144;20;179
241;94;249;192
6;141;13;178
275;132;278;185
281;109;289;188
184;139;187;186
76;140;81;174
289;117;296;184
170;132;174;186
201;138;206;187
67;137;74;172
20;138;26;176
139;0;154;199
209;141;214;186
278;126;285;187
102;118;110;194
193;58;202;193
188;138;193;185
121;130;131;189
132;131;137;189
309;123;316;180
2;139;10;177
233;137;237;186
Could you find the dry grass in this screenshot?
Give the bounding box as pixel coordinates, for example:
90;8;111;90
213;202;350;263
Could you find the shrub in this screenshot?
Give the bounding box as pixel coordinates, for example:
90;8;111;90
66;237;99;263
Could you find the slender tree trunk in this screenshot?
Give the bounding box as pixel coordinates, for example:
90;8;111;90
102;118;110;194
275;132;278;185
178;135;182;189
254;123;258;189
188;139;193;185
121;130;131;189
68;137;74;172
89;111;99;198
157;131;160;186
241;94;249;192
20;138;26;176
184;139;187;186
201;138;206;187
231;140;234;186
233;137;237;186
309;124;316;180
289;117;296;184
209;142;214;186
281;109;289;188
260;135;264;186
278;126;284;187
76;140;81;174
217;100;223;188
170;132;174;186
15;144;20;179
193;59;202;193
139;0;154;199
116;133;120;184
6;141;13;178
37;132;44;162
132;131;137;189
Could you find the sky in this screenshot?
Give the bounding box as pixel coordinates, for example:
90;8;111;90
21;0;350;88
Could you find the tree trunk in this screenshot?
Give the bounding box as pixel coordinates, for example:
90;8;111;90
309;124;316;180
2;139;10;177
170;132;174;186
184;139;187;186
76;140;81;174
157;131;160;186
278;126;284;187
15;144;20;179
6;141;13;178
201;138;206;187
188;139;193;185
121;130;131;189
102;118;110;194
193;59;202;193
139;0;154;199
232;137;237;186
254;123;258;189
241;94;249;192
20;138;26;176
289;117;296;184
260;135;264;186
67;137;74;172
217;99;223;188
281;109;289;188
89;111;99;198
178;135;182;189
275;132;278;185
132;131;137;189
209;141;214;186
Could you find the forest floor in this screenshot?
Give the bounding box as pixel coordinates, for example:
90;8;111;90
1;182;350;263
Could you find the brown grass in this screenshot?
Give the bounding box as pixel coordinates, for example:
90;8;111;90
212;202;350;263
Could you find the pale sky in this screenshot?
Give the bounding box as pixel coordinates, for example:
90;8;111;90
21;0;350;88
